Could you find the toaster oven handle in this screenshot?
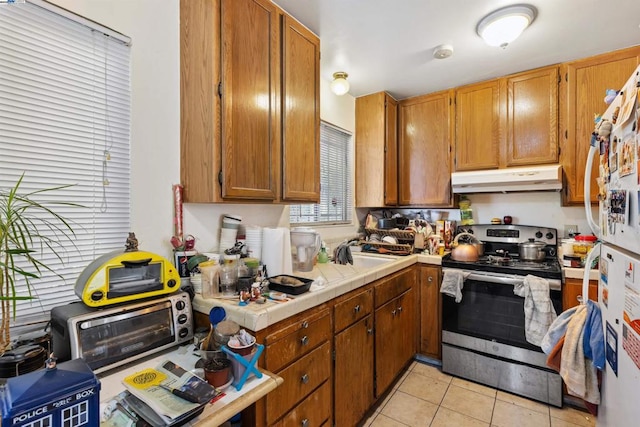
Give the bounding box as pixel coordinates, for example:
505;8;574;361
121;258;152;268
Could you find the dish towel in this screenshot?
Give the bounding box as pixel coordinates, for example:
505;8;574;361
440;270;467;303
583;300;605;370
560;304;600;404
513;275;558;347
541;305;579;354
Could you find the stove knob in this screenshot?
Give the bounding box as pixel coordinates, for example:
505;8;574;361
545;232;554;240
535;231;543;238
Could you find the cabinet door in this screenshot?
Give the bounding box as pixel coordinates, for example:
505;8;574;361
560;46;640;205
396;289;416;367
563;277;598;310
375;296;400;397
334;315;374;427
419;266;441;359
356;92;398;207
505;66;559;167
220;0;280;200
398;90;453;206
281;14;320;202
455;80;502;171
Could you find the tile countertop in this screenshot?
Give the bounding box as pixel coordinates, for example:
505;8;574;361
564;267;599;281
192;253;441;332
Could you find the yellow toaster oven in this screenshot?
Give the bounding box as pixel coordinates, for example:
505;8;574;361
75;250;181;307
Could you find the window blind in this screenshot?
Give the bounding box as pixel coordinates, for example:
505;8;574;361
290;121;352;224
0;1;131;329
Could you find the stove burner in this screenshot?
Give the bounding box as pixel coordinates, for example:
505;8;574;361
486;255;511;266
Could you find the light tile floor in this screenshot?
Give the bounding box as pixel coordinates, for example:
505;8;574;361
362;361;597;427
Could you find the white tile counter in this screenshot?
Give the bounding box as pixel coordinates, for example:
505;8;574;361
564;267;599;281
192;253;442;331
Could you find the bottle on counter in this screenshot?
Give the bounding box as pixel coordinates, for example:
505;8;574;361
317;242;329;264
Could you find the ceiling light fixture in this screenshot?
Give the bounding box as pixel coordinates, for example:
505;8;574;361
477;4;536;48
330;72;349;96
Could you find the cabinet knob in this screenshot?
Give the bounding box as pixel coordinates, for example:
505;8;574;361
300;335;309;346
301;373;309;384
391;309;397;316
367;328;374;335
301;419;309;427
397;306;403;313
301;320;309;329
428;276;433;282
354;304;361;313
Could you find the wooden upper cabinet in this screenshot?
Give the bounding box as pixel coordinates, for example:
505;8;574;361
398;90;453;206
355;92;398;207
220;0;280;200
454;79;502;171
180;0;221;203
180;0;320;203
505;66;559;167
281;14;320;202
560;46;640;205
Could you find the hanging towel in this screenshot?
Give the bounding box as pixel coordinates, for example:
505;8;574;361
583;300;605;370
541;305;580;354
513;275;558;346
440;270;466;303
560;304;600;404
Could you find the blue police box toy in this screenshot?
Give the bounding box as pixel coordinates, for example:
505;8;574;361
0;356;100;427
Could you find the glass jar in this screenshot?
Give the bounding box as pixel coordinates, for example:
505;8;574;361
573;234;597;255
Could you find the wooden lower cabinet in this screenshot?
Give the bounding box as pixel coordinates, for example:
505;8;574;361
248;266;425;426
419;266;441;359
333;287;374;426
563;277;598;310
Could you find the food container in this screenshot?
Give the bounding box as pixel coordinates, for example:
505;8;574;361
561;238;576;256
563;255;584;268
267;275;313;295
573;234;597;255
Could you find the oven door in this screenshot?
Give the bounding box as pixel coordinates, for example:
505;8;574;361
442;269;562;352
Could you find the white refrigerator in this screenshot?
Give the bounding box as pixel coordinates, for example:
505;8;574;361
584;64;640;426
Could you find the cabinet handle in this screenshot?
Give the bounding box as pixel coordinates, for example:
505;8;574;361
354;304;361;313
301;419;309;427
301;320;309;329
391;309;397;316
397;306;403;313
367;328;374;335
301;374;309;384
300;335;309;346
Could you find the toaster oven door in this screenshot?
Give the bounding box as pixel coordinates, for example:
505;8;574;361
73;300;176;372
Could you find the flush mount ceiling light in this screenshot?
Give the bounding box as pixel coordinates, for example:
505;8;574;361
330;72;349;96
477;4;537;48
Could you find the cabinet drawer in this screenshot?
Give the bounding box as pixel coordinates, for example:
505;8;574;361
266;341;331;424
334;288;373;332
265;309;331;372
375;268;416;308
279;380;331;427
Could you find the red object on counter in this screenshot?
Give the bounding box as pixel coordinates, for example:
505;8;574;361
575;234;597;242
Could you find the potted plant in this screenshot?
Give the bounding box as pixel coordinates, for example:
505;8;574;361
0;174;77;355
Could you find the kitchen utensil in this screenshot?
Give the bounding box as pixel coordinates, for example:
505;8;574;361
518;238;547;262
450;232;480;262
267;275;313;295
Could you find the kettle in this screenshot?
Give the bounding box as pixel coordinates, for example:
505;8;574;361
450;232;480;262
290;227;322;272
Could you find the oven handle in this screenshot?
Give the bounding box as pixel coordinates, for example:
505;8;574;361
442;268;562;291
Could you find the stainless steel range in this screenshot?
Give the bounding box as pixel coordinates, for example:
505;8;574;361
441;224;563;407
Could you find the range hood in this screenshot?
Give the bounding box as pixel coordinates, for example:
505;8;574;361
451;164;563;194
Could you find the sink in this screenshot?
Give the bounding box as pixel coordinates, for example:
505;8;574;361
349;254;396;268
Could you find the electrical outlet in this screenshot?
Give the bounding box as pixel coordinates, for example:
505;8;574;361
563;224;578;237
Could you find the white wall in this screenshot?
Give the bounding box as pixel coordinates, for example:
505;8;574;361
467;192;595;237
